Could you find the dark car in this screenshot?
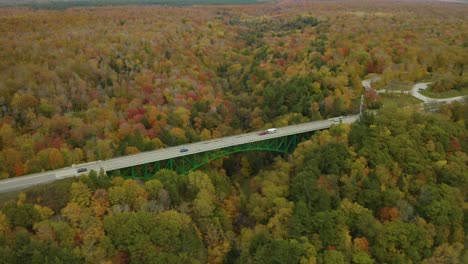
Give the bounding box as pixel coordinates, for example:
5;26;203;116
180;148;188;152
77;168;87;173
259;131;268;135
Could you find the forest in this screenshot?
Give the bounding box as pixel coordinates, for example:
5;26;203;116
0;0;262;10
0;107;466;263
0;0;465;179
0;0;467;263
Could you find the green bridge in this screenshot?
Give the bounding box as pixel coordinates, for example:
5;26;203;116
0;116;359;194
110;133;313;178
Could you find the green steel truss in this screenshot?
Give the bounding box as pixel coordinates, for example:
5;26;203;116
109;132;313;178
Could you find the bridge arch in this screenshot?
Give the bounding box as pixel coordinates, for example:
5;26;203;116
111;133;310;178
188;147;287;173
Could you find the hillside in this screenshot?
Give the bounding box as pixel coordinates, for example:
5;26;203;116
0;0;467;262
0;0;262;9
0;0;466;179
0;107;466;263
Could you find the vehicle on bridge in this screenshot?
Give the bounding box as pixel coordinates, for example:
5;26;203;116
0;115;360;194
76;168;88;175
332;116;344;123
259;128;277;135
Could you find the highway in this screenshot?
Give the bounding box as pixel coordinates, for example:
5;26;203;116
0;115;358;194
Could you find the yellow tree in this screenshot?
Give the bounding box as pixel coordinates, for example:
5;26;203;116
33;204;54;221
70;182;92;207
0;212;10;236
49;148;65;170
91;189;110;218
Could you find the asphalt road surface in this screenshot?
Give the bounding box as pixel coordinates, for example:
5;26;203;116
363;79;465;104
411;83;465;104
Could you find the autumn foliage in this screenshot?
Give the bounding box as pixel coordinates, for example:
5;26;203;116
1;106;466;263
0;0;466;178
0;1;467;261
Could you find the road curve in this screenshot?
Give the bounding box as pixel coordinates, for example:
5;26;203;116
0;115;359;194
410;83;465;103
362;79;466;104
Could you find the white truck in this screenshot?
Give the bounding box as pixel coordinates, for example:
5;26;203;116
331;116;344;123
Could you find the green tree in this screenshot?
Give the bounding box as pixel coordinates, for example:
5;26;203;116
418;184;463;227
108;179;148;210
70;182;92;207
151;210;207;262
373;220;432;263
103;211;159;263
188;171;217;218
144;179;164;200
318;142;351;175
352;251;375;264
2;202;39;229
253;239;309;264
152;169;188;206
321;250;346;264
33;220;75;248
